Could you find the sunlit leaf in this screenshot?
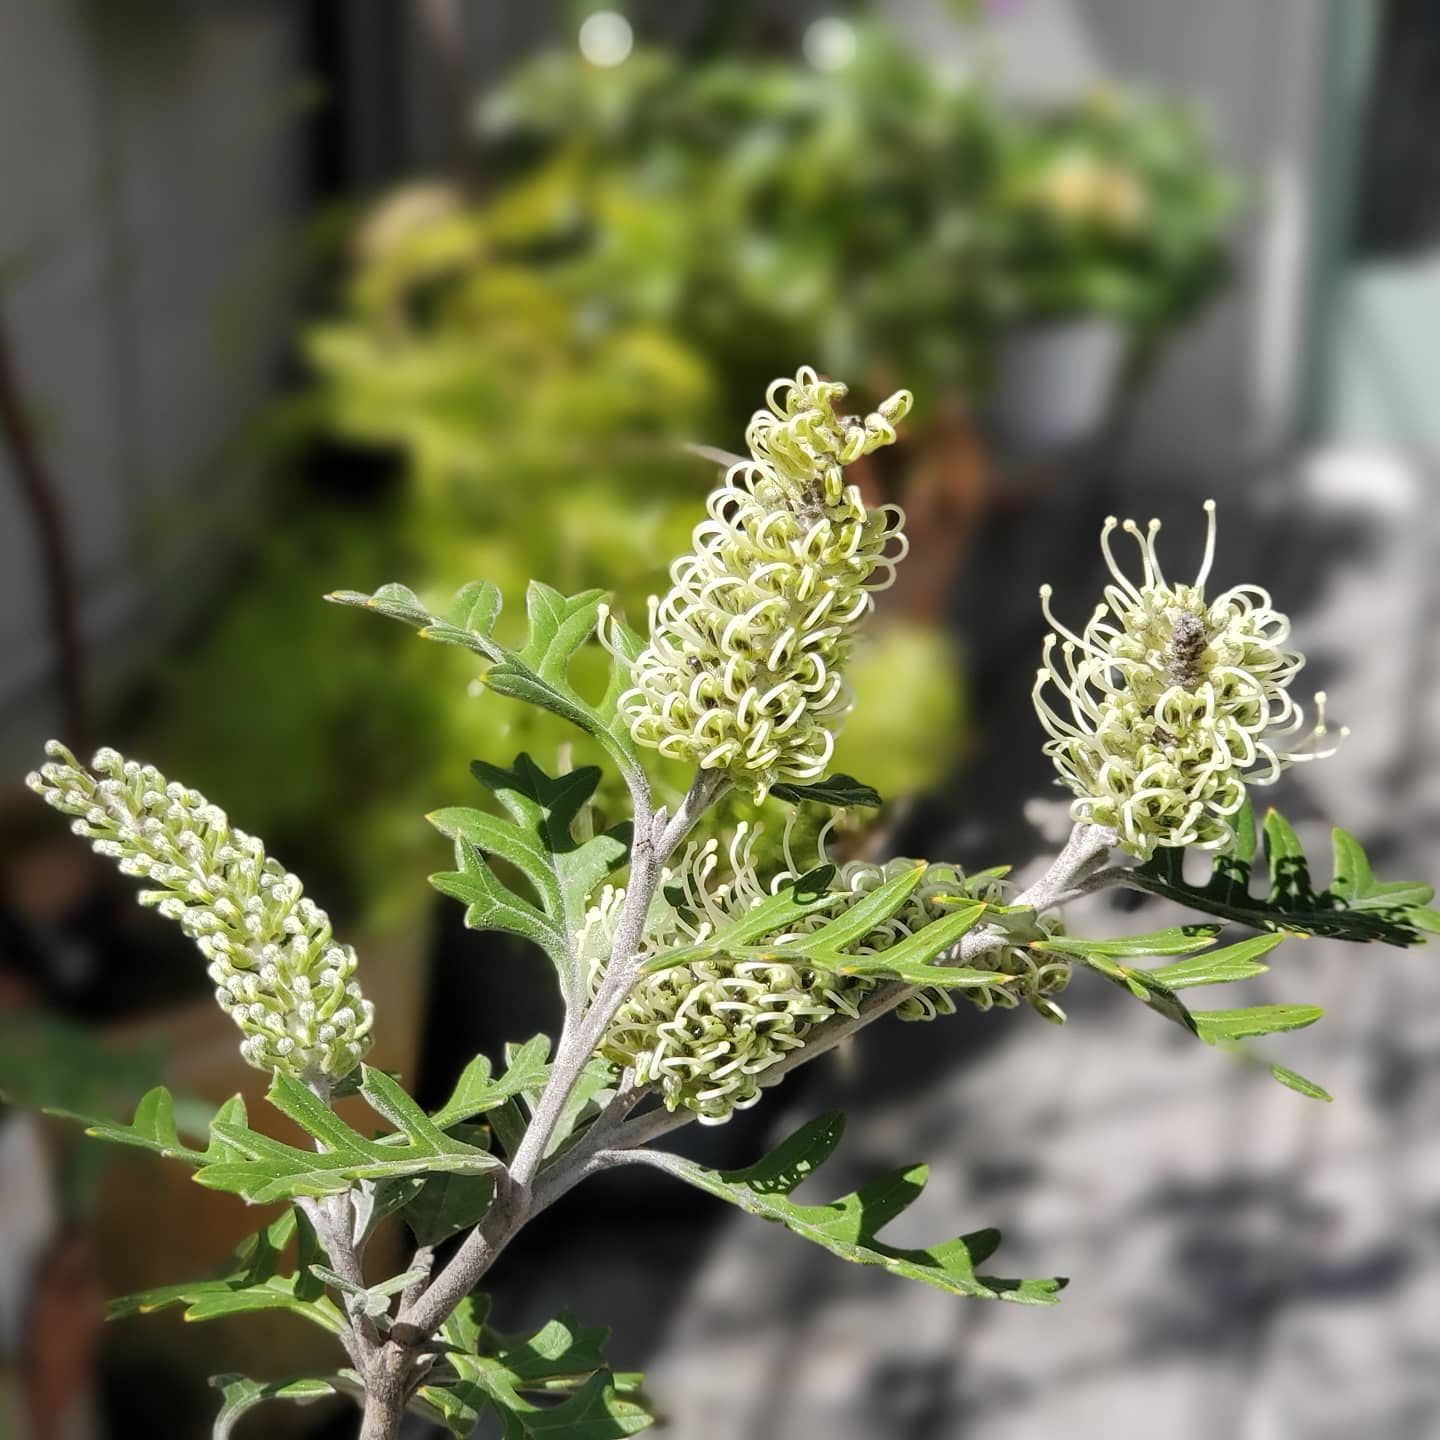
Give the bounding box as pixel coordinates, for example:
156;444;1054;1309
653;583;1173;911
1192;1004;1324;1043
329;581;642;784
638;865;841;975
416;1297;656;1438
1036;929;1326;1093
1144;933;1284;988
110;1210;344;1335
769;774;883;809
547;1057;618;1160
210;1371;358;1440
835;901;995;982
194;1067;503;1205
1129;799;1437;945
1038;925;1221;960
428;1035;551;1131
48;1087;249;1170
430;756;631;1007
632;1111;1064;1305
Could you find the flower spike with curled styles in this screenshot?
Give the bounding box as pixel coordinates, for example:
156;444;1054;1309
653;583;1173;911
1033;502;1346;858
791;859;1074;1028
26;743;374;1084
615;367;911;800
579;824;859;1124
580;825;1071;1124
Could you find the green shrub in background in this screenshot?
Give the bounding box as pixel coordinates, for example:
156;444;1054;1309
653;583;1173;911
976;86;1239;346
151;31;1237;928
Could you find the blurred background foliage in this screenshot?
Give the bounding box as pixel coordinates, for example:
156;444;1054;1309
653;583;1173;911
979;86;1238;338
27;3;1426;1436
139;24;1235;932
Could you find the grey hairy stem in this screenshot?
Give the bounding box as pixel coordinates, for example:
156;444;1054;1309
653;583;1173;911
396;769;726;1346
300;1079;379;1370
360;818;1116;1436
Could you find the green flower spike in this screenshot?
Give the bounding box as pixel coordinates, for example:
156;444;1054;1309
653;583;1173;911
1033;501;1346;858
582;827;1070;1125
616;366;911;800
795;858;1073;1027
26;743;373;1085
580;825;855;1124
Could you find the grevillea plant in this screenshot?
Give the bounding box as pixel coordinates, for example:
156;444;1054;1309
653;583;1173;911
24;368;1436;1438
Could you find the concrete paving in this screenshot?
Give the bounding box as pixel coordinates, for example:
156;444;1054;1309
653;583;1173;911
594;454;1440;1440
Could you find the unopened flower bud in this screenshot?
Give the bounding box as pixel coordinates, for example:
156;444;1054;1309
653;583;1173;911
27;743;374;1083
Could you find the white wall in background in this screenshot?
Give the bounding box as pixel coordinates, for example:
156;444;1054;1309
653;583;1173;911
884;0;1331;484
0;0;305;769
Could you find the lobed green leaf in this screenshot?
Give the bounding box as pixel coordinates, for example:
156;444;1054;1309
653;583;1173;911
431;756;631;1009
769;774;883;809
416;1298;656;1438
325;582;502;661
48;1087;250;1170
210;1371;359;1440
329;580;643;786
835;900;996;982
632;1111;1065;1305
194;1066;504;1205
110;1210;343;1335
1130;799;1438;946
1038;929;1327;1093
546;1057;619;1160
638;865;841;975
428;1034;551;1131
402;1143;497;1247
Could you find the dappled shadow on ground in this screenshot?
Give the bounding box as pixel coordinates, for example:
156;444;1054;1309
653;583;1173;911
412;464;1440;1439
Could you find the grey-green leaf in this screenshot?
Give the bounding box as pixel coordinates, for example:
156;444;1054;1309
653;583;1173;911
48;1087;249;1170
482;584;643;782
417;1297;656;1439
432;756;631;1008
429;1035;551;1131
1192;1004;1324;1043
330;580;642;784
633;1111;1064;1305
210;1372;358;1440
769;774;883;809
194;1067;504;1205
111;1210;344;1334
1132;800;1436;946
546;1057;618;1160
326;582;503;662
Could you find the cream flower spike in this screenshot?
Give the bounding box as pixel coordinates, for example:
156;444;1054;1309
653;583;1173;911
618;366;911;801
1033;501;1346;858
580;821;1071;1124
